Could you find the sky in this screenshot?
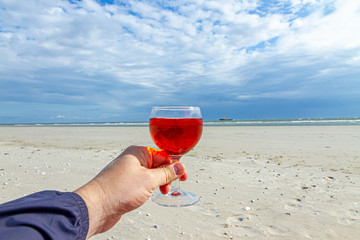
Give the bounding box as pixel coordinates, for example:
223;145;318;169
0;0;359;123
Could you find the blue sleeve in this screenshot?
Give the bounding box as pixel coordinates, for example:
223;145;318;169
0;190;89;240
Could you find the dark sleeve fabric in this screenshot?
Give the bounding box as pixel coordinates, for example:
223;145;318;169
0;191;89;240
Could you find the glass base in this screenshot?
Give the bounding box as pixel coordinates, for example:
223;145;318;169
151;189;200;207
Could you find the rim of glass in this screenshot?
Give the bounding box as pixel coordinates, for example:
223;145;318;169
150;106;202;118
152;106;200;110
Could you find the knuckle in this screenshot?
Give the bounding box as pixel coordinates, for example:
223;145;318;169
162;166;172;183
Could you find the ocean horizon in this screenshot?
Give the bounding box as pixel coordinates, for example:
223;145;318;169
2;117;359;127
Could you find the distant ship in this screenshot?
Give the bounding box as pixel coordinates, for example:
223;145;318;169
219;117;234;121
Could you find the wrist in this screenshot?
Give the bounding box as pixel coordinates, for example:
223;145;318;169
74;180;109;238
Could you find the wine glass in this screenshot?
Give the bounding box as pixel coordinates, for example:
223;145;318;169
149;106;203;207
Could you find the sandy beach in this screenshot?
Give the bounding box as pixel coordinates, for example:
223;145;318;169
0;126;359;240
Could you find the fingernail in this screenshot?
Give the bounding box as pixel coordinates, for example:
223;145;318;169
174;163;184;176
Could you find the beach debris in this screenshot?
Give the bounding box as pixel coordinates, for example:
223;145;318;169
146;213;150;217
285;212;292;216
250;199;255;203
223;223;232;230
153;225;158;229
243;206;251;211
224;232;233;239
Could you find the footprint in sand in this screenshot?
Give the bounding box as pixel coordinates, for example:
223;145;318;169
284;198;321;216
215;214;262;238
283;198;302;211
189;203;219;217
265;225;290;236
337;217;358;225
336;208;360;225
224;214;246;228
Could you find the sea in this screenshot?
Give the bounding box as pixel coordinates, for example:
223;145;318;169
5;117;360;127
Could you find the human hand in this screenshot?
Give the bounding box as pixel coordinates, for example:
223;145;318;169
74;146;187;239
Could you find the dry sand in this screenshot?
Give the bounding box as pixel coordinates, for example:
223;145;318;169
0;126;359;239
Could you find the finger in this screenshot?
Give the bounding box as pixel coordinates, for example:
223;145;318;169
159;172;188;194
159;183;171;194
151;162;186;187
159;171;187;194
179;172;188;181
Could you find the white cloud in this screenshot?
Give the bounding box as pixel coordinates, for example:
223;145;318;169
0;0;359;122
277;0;360;51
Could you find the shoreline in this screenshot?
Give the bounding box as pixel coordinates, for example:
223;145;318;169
1;116;359;127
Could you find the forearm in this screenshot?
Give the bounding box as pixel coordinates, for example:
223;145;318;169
0;191;89;240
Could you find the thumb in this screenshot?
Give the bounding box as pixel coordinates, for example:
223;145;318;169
151;162;186;187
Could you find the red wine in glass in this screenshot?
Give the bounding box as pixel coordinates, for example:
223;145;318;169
149;118;203;156
149;106;203;207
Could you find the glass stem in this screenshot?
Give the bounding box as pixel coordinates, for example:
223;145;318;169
172;178;180;191
170;155;181;191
